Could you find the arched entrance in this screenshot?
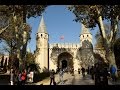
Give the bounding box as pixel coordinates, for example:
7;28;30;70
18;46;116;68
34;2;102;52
57;52;73;70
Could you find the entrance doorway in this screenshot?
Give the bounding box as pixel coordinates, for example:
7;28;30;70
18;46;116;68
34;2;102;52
61;60;67;69
58;52;73;71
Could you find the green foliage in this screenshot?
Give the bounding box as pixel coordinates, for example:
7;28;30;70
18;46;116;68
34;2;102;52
0;5;47;69
26;52;35;66
68;5;103;28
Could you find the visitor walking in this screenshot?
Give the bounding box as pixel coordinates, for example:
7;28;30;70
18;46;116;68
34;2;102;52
81;67;85;77
90;66;94;80
78;68;80;74
110;65;117;82
59;69;64;84
10;69;14;85
94;63;101;85
101;67;109;85
50;69;56;85
21;69;27;85
17;71;22;85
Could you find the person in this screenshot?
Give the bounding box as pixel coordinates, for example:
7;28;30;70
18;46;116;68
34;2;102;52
10;69;14;85
59;69;64;84
110;65;117;82
90;66;94;80
78;68;80;74
94;63;101;85
50;69;55;85
17;71;22;85
29;71;34;83
81;67;85;77
101;67;109;85
72;68;74;76
21;69;27;85
87;67;90;74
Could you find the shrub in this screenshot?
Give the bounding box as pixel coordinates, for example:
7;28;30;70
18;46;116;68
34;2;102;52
0;74;10;83
33;72;50;83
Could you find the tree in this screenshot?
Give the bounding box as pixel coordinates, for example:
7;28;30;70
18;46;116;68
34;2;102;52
68;5;120;76
95;23;111;49
26;52;35;67
0;5;47;69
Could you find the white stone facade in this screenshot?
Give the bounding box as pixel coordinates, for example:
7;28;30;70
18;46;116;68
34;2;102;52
34;16;94;72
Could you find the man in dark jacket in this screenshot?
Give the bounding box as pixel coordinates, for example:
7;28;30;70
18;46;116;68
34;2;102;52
81;67;85;77
90;66;94;80
50;69;55;85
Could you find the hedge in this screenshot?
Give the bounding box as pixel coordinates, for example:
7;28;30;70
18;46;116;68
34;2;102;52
33;72;50;83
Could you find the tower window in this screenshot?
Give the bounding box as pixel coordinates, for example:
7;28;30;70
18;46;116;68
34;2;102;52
87;35;89;37
41;34;42;37
83;35;84;38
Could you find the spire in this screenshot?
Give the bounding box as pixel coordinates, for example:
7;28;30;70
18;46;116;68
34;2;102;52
38;15;47;34
81;23;90;35
27;47;31;53
27;42;31;53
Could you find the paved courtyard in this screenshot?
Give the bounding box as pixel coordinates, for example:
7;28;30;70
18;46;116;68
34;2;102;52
34;71;96;85
34;71;120;85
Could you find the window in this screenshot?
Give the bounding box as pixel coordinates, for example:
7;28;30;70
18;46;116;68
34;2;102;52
83;35;84;38
87;35;89;37
41;34;42;37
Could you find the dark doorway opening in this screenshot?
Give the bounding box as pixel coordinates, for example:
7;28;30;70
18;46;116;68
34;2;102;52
62;60;67;69
58;52;73;71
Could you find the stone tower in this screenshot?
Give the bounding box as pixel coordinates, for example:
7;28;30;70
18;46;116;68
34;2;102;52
80;24;92;46
35;15;49;72
79;24;94;68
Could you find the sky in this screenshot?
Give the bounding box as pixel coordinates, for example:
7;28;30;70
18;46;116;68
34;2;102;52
0;5;98;55
27;5;98;53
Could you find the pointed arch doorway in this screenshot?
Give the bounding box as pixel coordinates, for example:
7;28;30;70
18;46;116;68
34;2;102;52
57;52;73;70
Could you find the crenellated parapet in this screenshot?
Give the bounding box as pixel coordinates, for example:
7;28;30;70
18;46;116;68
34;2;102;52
49;43;81;50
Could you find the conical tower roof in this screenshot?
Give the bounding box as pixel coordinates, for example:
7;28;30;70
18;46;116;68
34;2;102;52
38;15;47;34
81;23;90;34
27;47;31;53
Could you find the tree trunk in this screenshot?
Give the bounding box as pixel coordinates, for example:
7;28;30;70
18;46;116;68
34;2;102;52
97;15;118;77
21;5;28;69
106;48;118;77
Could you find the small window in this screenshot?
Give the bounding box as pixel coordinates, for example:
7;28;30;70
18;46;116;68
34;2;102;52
83;35;84;38
87;35;89;37
41;34;42;37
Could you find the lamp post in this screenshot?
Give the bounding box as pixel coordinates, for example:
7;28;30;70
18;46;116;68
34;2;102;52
56;50;59;69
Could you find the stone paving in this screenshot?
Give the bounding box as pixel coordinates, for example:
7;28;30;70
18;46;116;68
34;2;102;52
72;72;94;85
34;71;120;85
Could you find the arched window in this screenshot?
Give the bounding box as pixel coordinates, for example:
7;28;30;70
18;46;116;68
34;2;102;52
83;35;84;38
41;34;42;37
87;35;89;37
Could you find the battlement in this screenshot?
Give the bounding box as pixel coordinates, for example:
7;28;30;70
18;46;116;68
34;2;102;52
49;43;80;49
